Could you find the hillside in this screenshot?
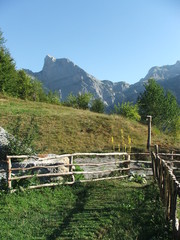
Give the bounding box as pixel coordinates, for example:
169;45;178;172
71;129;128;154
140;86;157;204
0;94;179;153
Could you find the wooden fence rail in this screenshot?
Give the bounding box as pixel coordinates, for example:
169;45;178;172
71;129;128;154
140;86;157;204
6;153;131;191
4;152;154;192
151;147;180;240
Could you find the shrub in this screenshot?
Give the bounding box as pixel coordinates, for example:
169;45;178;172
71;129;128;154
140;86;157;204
0;117;39;160
114;102;141;121
90;98;105;113
63;92;92;110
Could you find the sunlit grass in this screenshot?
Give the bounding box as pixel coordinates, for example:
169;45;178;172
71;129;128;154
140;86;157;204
0;180;172;240
0;95;179;154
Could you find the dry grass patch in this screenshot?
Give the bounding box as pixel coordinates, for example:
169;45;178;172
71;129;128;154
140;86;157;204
0;95;179;154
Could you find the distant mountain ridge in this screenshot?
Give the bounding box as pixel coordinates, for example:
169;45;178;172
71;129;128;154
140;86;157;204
24;55;180;109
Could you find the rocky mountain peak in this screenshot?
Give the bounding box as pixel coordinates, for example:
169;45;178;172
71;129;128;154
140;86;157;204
44;54;56;64
43;55;73;71
24;56;180;108
142;60;180;82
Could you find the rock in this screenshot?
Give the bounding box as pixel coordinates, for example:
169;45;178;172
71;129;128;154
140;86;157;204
0;127;10;163
0;127;9;148
0;154;71;185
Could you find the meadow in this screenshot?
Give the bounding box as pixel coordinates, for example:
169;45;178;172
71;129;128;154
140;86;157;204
0;95;178;239
0;94;179;154
0;180;172;240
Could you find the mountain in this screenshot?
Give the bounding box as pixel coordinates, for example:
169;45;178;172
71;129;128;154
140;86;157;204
124;61;180;104
24;56;180;109
141;61;180;81
24;55;130;107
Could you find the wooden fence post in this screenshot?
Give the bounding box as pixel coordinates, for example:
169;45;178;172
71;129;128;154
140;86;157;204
155;145;159;155
127;154;131;176
171;151;174;161
146;115;152;152
6;156;12;190
69;155;75;183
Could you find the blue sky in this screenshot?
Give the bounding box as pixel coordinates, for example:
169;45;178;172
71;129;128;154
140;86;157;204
0;0;180;84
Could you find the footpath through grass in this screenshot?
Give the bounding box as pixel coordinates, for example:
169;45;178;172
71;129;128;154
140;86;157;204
0;180;171;240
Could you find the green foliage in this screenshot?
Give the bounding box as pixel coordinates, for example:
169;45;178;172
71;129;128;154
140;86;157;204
138;79;180;134
63;92;78;108
63;92;92;110
64;93;105;112
129;172;147;184
114;102;141;121
0;41;17;96
16;70;33;99
46;90;60;104
12;171;40;190
0;116;39;160
76;93;92;109
0;30;60;105
90;98;105;113
74;164;85;181
0;30;5;47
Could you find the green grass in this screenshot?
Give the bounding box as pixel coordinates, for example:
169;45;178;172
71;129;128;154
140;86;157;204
0;94;179;154
0;180;172;240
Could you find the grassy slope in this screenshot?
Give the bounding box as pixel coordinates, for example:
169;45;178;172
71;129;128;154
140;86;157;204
0;94;179;154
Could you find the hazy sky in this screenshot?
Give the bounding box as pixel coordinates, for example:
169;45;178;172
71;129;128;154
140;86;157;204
0;0;180;84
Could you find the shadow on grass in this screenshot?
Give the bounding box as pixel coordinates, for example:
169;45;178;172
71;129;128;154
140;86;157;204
46;184;90;240
104;182;172;240
46;181;172;240
132;183;172;240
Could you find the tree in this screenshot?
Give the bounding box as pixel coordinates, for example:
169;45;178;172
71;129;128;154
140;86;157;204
114;102;141;121
63;92;92;110
138;79;180;133
76;93;92;110
16;70;32;99
90;98;105;113
46;90;60;104
63;93;78;108
0;31;17;95
0;30;61;105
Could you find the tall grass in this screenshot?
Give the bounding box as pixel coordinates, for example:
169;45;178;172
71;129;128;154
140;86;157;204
0;95;179;154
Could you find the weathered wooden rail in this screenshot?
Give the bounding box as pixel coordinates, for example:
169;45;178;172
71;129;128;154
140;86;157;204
151;146;180;240
4;152;152;192
6;153;130;191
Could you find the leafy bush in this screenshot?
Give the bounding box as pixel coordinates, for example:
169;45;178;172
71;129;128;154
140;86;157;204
114;102;141;121
129;172;147;184
63;92;92;110
12;171;40;190
90;98;105;113
0;116;39;160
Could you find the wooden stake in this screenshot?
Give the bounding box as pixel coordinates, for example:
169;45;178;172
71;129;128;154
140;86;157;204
146;115;152;152
7;156;12;189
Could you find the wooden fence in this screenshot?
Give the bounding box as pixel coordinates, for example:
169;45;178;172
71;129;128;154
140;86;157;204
151;146;180;240
5;152;152;192
6;153;129;191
